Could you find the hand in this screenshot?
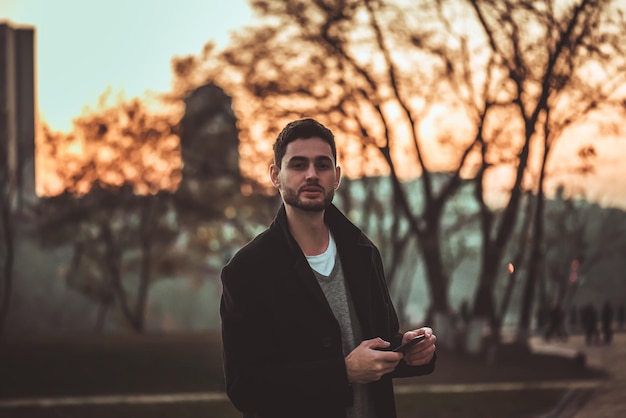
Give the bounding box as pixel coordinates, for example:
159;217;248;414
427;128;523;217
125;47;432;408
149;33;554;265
345;338;404;384
401;327;436;366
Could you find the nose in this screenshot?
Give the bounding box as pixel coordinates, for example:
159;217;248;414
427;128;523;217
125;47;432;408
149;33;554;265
305;163;319;180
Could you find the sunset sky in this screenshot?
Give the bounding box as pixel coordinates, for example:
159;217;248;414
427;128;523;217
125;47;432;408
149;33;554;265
1;0;252;132
2;0;626;210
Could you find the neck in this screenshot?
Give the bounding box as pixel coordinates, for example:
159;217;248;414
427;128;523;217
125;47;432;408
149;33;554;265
285;205;329;256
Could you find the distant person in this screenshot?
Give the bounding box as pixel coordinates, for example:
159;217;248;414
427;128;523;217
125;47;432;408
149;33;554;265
581;302;600;346
601;300;614;344
536;303;548;335
220;118;436;418
569;305;578;333
618;304;625;330
544;300;567;342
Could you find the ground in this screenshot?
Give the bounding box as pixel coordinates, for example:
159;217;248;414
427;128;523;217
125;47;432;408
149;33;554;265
0;331;621;418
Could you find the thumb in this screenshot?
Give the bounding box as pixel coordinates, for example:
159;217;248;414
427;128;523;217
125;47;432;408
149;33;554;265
364;337;390;349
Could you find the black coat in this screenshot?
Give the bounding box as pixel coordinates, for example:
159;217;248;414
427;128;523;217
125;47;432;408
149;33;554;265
220;204;435;418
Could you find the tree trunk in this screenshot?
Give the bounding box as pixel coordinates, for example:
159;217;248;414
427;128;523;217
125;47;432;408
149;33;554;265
419;226;449;316
102;222;141;332
473;250;500;337
517;146;550;342
499;193;535;335
94;301;109;334
135;197;157;333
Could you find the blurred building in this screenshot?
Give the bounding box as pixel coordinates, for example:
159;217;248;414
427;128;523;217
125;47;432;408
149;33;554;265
176;83;243;219
0;22;36;211
176;82;279;224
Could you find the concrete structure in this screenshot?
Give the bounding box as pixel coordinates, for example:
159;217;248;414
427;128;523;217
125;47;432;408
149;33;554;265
0;22;36;211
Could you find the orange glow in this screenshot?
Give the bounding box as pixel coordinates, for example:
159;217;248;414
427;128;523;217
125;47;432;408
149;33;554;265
34;85;626;209
507;263;515;274
37;95;183;196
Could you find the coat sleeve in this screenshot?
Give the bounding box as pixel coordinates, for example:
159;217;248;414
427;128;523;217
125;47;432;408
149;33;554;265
220;259;353;414
369;244;436;379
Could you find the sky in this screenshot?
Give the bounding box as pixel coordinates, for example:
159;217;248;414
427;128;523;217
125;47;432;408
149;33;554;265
1;0;253;132
2;0;626;209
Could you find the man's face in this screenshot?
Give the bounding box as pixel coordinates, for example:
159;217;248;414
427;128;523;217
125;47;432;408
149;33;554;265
270;137;341;212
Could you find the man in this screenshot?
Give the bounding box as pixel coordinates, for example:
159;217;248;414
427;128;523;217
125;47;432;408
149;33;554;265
601;300;614;345
581;302;599;346
220;118;436;418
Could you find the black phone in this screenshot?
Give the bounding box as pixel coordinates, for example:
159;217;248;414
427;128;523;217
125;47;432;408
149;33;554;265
375;334;426;352
393;334;426;352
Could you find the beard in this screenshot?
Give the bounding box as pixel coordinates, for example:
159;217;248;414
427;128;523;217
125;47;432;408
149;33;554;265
281;183;335;212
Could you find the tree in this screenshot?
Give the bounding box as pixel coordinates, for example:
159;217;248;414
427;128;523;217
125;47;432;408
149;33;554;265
177;0;491;320
35;83;277;333
543;191;626;310
36;185;179;332
462;0;626;342
174;0;626;334
35;96;182;332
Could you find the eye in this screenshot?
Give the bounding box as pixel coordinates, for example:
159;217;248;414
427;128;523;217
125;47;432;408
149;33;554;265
316;161;332;170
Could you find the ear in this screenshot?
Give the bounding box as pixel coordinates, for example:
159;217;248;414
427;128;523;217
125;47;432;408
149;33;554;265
334;165;342;190
269;164;281;188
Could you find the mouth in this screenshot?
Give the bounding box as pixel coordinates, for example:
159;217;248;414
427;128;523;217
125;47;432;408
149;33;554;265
300;186;324;195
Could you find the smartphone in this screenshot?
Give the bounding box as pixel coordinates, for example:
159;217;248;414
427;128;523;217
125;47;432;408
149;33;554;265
392;334;426;352
375;334;426;352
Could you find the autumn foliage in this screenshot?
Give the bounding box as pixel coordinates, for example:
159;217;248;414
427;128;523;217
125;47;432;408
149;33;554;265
38;94;182;197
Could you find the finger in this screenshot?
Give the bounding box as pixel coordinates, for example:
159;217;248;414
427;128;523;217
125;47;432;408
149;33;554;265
403;328;432;343
380;352;404;363
402;331;417;343
365;337;390;349
405;345;436;364
404;352;431;365
405;337;436;355
379;359;403;374
405;356;430;366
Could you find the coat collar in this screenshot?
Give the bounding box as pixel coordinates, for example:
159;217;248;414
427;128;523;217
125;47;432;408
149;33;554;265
272;203;364;251
271;204;375;336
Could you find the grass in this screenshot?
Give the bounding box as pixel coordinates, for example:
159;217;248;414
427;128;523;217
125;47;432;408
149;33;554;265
0;332;224;398
394;390;575;418
2;392;575;418
0;331;607;418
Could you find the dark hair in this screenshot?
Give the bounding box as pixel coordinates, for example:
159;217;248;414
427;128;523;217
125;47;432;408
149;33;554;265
273;118;337;166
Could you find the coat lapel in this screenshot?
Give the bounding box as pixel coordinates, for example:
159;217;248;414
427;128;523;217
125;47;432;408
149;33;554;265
291;255;337;319
337;239;374;337
273;207;337;321
272;204;376;332
325;205;375;338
